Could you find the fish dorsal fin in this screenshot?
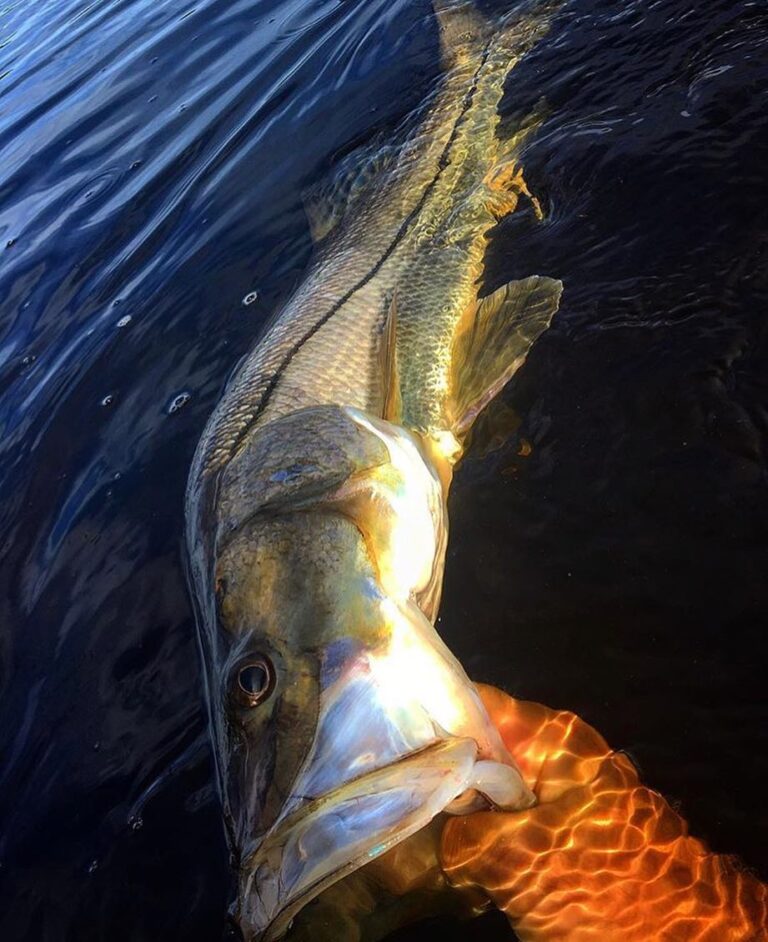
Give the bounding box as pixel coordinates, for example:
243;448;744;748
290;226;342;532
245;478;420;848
449;275;562;437
303;139;396;243
433;0;489;64
379;292;402;423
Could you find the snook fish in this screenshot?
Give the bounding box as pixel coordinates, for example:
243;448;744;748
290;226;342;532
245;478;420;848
186;1;562;939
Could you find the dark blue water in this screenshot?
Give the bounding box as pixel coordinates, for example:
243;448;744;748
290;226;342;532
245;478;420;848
0;0;766;939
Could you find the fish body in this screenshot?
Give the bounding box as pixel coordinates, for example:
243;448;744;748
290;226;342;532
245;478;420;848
186;2;562;939
193;3;554;475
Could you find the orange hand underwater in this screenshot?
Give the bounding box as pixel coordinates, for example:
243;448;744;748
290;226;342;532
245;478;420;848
441;685;768;941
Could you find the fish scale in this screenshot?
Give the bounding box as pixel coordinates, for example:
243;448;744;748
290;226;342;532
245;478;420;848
195;8;555;484
195;54;480;478
186;3;563;940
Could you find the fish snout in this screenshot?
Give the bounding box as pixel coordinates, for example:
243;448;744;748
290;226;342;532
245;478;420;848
234;602;533;940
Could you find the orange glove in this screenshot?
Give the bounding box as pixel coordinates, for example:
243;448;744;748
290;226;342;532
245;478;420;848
441;685;768;941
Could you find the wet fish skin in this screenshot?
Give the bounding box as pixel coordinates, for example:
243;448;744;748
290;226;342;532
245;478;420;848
206;404;529;941
199;406;392;850
185;2;563;939
192;4;554;480
193;55;479;476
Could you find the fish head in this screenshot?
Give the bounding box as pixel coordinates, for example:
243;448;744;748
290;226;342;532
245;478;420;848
190;404;533;940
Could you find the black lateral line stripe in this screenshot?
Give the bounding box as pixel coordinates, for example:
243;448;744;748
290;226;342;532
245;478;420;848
228;45;492;461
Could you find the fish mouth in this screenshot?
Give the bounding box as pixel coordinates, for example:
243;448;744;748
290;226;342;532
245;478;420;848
233;594;534;940
236;737;531;941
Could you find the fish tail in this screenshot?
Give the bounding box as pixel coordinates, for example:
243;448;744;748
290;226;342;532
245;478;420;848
432;0;491;65
489;1;564;67
434;0;562;64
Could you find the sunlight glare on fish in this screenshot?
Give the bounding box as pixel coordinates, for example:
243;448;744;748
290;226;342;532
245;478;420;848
348;409;443;600
372;597;469;737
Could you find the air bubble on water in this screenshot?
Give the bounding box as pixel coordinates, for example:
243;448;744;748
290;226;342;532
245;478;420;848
113;298;123;306
101;394;114;407
21;354;35;367
88;859;99;874
168;391;192;414
128;814;143;832
6;238;15;248
116;315;132;328
130;160;142;170
242;290;258;306
93;741;101;752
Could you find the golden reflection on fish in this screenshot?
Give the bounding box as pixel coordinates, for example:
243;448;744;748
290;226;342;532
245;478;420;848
185;1;563;939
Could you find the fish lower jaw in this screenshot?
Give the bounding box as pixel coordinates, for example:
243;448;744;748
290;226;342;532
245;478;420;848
445;758;536;814
235;739;532;941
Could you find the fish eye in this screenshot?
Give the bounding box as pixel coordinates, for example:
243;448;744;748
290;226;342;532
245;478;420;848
233;655;274;707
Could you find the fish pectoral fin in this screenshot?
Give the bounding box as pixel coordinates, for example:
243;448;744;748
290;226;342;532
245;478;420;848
303;138;396;243
379;292;402;423
449;275;563;438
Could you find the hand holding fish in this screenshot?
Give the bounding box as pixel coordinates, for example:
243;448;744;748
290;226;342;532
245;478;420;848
441;684;768;941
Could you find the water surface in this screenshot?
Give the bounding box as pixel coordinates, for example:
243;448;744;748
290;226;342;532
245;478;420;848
1;0;766;939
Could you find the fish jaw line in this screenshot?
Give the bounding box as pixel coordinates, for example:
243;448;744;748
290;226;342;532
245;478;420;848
205;406;533;937
234;597;534;940
237;739;474;941
236;738;530;941
283;592;521;818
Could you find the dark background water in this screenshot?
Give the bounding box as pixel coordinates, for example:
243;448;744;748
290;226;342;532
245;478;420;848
0;0;766;939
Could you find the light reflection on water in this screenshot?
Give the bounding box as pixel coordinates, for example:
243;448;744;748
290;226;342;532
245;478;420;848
0;0;766;939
